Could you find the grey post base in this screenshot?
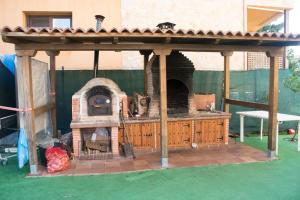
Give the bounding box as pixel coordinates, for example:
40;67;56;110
30;164;38;175
268;150;277;160
161;157;168;168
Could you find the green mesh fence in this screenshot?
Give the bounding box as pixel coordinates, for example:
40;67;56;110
56;70;144;133
56;69;300;134
0;62;16;118
193;69;300;133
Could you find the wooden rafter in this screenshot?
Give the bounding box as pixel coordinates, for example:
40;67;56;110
14;43;285;53
224;99;269;110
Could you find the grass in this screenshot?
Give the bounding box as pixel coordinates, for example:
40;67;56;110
1;135;300;200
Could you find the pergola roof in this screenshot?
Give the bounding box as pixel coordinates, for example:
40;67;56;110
2;26;300;52
2;26;290;173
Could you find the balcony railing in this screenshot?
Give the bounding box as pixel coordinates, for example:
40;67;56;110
247;52;283;70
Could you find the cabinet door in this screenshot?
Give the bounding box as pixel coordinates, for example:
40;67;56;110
168;120;192;147
215;119;225;143
194;119;224;144
126;123;142;147
194;120;203;144
119;123;156;148
155;121;192;148
140;123;155;148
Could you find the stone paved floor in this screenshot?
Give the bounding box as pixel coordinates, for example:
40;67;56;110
36;141;270;177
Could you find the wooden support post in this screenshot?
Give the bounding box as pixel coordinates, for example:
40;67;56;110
297;122;300;152
283;10;290;69
276;122;279;155
267;49;282;158
153;49;171;168
46;51;60;138
221;52;233;113
260;119;264;140
240;115;244;142
16;50;38;174
140;50;152;95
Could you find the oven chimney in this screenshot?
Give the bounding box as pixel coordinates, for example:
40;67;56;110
157;22;176;30
93;15;105;78
95;15;105;31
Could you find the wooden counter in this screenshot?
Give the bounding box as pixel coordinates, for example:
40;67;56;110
119;111;231;149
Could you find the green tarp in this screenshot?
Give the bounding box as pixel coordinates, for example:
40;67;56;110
56;69;300;134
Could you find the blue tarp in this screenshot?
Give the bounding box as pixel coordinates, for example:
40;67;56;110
17;128;28;168
0;54;16;75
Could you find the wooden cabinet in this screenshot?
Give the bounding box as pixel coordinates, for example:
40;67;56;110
119;123;156;148
155;120;192;147
194;119;225;144
119;117;228;149
168;120;192;147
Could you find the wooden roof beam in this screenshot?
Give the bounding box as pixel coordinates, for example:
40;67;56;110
164;37;171;44
60;36;72;44
213;39;221;44
112;37;119;44
15;43;284;53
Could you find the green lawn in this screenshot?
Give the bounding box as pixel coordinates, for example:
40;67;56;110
1;135;300;200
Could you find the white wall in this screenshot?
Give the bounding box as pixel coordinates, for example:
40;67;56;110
121;0;294;71
0;0;122;70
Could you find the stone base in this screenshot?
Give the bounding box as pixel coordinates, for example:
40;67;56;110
72;126;120;159
161;157;168;168
267;150;277;160
30;164;38;175
111;127;119;155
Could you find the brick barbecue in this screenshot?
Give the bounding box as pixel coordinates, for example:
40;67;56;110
70;78;126;158
147;51;197;117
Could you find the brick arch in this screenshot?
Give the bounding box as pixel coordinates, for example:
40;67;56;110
148;51;196;117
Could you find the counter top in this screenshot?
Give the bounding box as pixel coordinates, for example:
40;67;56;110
124;111;231;123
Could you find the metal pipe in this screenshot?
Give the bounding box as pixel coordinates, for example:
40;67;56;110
93;15;105;77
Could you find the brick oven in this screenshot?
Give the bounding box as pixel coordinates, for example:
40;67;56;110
148;51;197;117
70;78;126;158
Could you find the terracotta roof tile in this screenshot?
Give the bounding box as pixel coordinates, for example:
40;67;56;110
14;26;25;32
176;29;185;34
74;28;84;33
2;26;300;45
143;28;153;34
196;30;205;35
186;29;195;35
246;32;254;37
216;31;225;36
120;28;130;33
206;30;215;36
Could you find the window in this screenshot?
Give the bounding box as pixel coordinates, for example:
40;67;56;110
26;14;72;28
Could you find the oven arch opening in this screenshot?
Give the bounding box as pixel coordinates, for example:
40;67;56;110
167;79;189;114
87;86;112;116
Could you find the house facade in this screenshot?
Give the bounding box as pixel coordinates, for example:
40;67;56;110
0;0;294;70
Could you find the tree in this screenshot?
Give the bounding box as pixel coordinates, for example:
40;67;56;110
284;49;300;93
258;22;300;93
257;23;284;33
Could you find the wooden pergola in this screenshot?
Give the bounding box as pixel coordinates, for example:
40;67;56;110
2;26;300;174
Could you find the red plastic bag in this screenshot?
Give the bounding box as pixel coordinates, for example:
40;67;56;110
46;147;70;173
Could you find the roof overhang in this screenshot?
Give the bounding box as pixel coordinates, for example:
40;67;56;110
2;26;300;53
248;6;285;32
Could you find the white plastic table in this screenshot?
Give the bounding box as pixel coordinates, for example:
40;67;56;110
236;110;300;155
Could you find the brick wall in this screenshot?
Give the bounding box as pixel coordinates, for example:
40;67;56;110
72;97;79;121
72;128;81;157
111;127;119;156
224;119;229;144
